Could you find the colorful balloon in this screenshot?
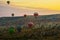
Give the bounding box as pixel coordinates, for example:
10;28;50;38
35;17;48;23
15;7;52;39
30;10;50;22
28;22;34;28
16;25;21;32
8;27;15;34
34;12;38;17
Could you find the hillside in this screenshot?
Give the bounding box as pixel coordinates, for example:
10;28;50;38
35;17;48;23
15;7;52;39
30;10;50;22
0;14;60;40
0;14;60;26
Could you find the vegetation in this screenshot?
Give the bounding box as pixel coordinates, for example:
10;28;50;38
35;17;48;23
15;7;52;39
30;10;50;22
0;14;60;40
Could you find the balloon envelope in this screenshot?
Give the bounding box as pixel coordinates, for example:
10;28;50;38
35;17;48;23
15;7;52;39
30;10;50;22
8;27;15;34
12;13;14;17
34;12;38;17
28;22;34;28
7;1;10;4
24;14;27;17
16;25;21;32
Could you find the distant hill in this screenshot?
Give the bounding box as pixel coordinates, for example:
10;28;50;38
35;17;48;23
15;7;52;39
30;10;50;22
0;14;60;26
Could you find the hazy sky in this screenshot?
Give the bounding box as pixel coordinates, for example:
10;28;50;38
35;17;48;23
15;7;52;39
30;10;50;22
1;0;60;10
0;0;60;17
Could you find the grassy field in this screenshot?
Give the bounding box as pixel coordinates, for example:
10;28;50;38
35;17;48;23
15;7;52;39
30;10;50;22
0;14;60;40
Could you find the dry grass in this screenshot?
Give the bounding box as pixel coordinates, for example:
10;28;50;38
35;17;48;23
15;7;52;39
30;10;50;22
0;22;60;40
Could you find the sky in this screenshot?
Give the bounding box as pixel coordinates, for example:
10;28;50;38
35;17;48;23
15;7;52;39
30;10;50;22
4;0;60;10
0;0;60;17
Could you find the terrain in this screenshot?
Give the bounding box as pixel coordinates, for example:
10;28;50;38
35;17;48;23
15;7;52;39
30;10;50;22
0;14;60;40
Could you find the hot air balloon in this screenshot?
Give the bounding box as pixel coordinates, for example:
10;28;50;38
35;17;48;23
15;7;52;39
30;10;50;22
8;27;15;34
12;13;14;17
34;12;38;18
34;12;40;27
7;1;10;5
24;14;27;24
24;14;27;18
16;25;21;32
28;22;34;28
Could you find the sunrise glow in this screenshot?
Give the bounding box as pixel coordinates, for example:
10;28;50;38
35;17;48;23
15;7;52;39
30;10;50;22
1;0;60;10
